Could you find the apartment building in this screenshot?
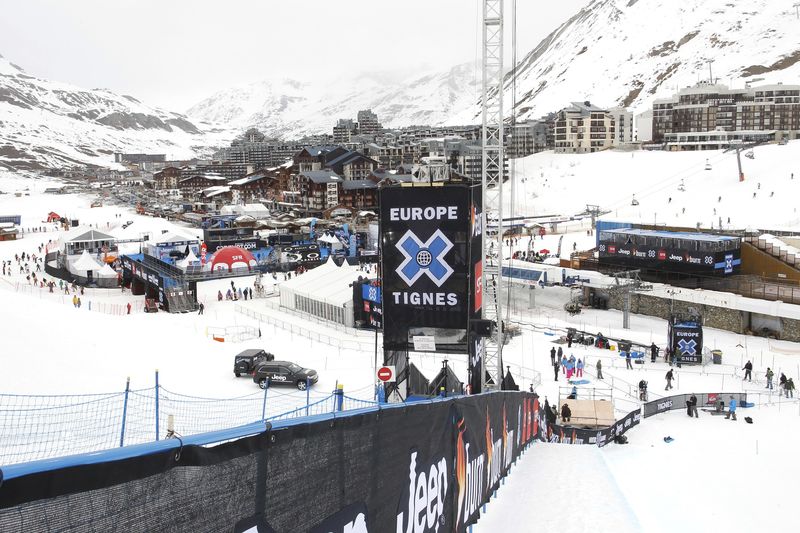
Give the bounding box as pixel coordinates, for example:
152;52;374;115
554;102;617;153
652;81;800;149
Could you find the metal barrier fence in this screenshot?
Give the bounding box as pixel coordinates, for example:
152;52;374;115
0;375;378;467
10;281;144;315
235;304;380;352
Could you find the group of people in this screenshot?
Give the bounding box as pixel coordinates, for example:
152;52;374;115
549;346;584;381
217;281;256;302
745;361;795;397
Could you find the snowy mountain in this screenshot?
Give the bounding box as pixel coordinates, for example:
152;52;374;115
0;54;230;171
188;0;800;136
186;63;481;139
502;0;800;120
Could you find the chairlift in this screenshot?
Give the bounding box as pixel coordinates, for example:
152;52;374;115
704;159;712;171
745;150;755;160
631;195;639;206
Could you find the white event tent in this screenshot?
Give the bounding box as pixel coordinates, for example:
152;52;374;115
278;257;364;327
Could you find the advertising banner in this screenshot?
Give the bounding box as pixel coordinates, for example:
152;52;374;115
380;185;472;352
598;243;741;276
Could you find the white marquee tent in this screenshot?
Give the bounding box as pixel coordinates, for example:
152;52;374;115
278;258;365;327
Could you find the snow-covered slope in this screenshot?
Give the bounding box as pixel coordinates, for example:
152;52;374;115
503;0;800;119
186;63;481;139
512;140;800;231
189;0;800;135
0;54;230;170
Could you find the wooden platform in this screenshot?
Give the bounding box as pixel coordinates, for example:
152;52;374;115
559;399;616;428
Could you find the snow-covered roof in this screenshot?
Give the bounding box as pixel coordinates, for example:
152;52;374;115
279;257;362;307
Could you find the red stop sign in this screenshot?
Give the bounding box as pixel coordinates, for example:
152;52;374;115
377;366;394;382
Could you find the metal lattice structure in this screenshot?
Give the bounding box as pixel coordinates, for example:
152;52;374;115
481;0;505;391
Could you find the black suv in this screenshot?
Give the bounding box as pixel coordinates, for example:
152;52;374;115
234;349;275;377
252;361;318;390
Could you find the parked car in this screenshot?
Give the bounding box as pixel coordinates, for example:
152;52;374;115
234;349;275;377
252;361;318;390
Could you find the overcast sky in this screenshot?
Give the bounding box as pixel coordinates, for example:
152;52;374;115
0;0;586;111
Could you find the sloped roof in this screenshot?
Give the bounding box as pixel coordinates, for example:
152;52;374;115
301;170;341;184
62;226;115;243
342;179;378;190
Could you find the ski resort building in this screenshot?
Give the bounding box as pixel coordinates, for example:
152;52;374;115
554;102;618;153
652;81;800;147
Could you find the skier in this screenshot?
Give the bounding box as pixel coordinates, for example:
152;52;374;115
72;294;78;308
560;355;568;375
786;378;795;399
198;303;204;315
638;379;648;401
742;360;753;381
725;396;737;421
780;372;788;393
650;343;659;363
596;359;603;380
766;368;774;390
665;368;674;391
550;346;556;366
217;290;223;301
576;358;584;378
687;394;699;418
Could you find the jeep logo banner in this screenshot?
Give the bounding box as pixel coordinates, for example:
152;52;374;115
380;185;477;352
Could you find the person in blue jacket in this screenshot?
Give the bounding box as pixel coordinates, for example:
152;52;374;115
725;395;738;421
576;358;585;378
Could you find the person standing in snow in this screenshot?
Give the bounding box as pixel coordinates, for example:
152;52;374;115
779;372;787;392
687;394;699;418
553;360;559;382
665;369;674;391
596;359;603;380
126;302;131;315
557;346;564;363
725;396;737;421
198;303;204;315
550;346;556;366
561;354;568;375
576;358;584;378
742;360;753;381
650;343;659;363
785;378;795;398
626;350;633;370
766;368;774;390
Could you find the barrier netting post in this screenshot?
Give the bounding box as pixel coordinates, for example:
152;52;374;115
119;377;130;448
336;384;344;412
155;369;160;441
305;378;310;417
261;378;269;421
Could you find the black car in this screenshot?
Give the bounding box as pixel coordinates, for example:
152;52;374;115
252;361;318;390
234;349;275;377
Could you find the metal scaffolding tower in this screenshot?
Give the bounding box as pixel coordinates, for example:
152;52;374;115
481;0;505;391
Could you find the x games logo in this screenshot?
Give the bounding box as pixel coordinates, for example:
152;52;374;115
396;229;454;287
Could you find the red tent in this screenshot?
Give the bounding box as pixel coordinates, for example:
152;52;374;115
47;212;61;222
210;246;257;271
